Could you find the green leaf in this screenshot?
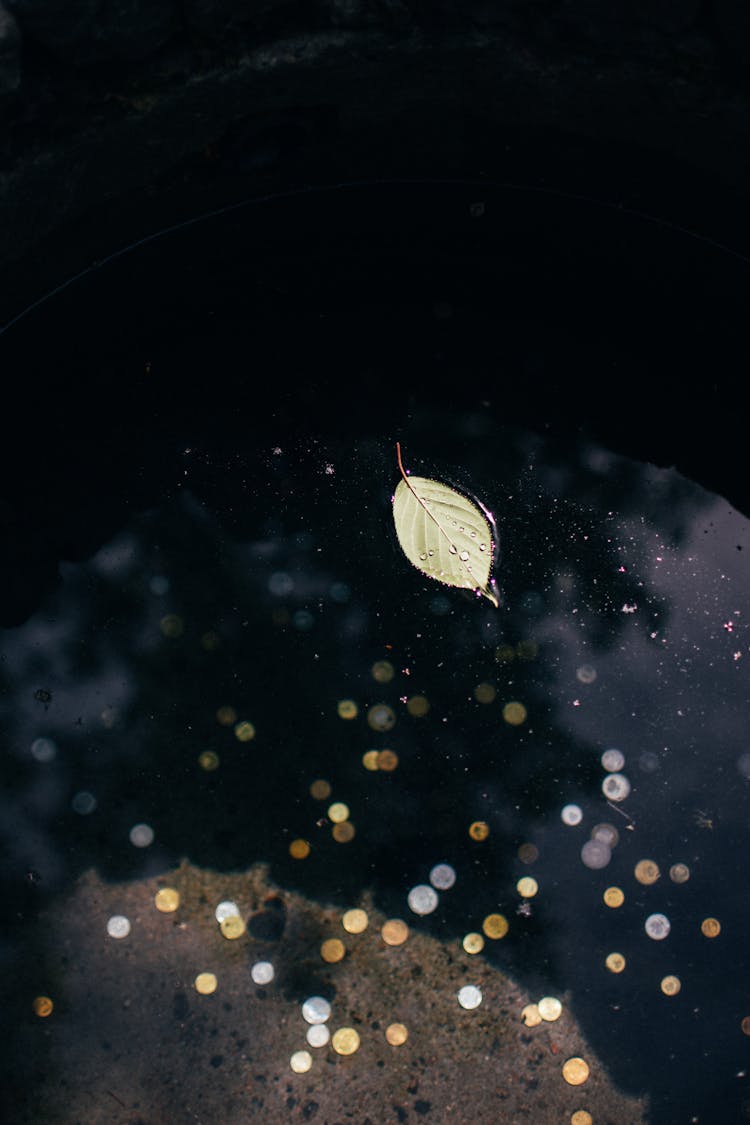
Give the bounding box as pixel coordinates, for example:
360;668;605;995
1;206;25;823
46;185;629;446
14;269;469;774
392;443;499;607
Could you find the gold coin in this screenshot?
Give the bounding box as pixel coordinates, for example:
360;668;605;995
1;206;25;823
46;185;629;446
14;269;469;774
377;749;399;771
503;701;527;725
154;887;180;913
328;802;350;824
233;720;255;742
474;682;496;704
538;996;562;1021
701;917;721;938
332;821;355;843
216;705;237;726
198;750;220;771
194;972;217;995
406;695;430;717
342;908;368;934
517;876;538;898
337;699;358;720
290;1050;312;1073
521;1004;542;1027
571;1112;593;1125
32;996;53;1018
321;938;346;963
634;859;660;885
332;1027;360;1055
562;1057;590;1086
160;614;183;637
309;778;332;800
605;953;626;974
660;975;681;996
463;932;485;955
469;820;490;841
482;913;509;939
220;914;246;940
367;703;396;731
362;750;380;771
371;660;394;683
381;919;409;946
289;838;311;859
603;886;624;908
385;1022;408;1046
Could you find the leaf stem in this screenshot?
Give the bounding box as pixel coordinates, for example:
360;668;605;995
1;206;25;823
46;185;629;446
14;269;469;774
395;441;408;482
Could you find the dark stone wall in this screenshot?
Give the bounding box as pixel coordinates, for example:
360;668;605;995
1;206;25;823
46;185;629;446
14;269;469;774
3;0;750;301
1;1;749;624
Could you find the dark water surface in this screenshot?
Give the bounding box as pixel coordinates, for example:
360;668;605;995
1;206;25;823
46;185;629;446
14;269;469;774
1;181;749;1123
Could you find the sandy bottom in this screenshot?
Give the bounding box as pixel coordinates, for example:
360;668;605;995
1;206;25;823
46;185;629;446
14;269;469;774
17;860;647;1124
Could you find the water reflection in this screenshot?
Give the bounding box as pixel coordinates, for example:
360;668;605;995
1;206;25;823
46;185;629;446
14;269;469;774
2;421;748;1123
